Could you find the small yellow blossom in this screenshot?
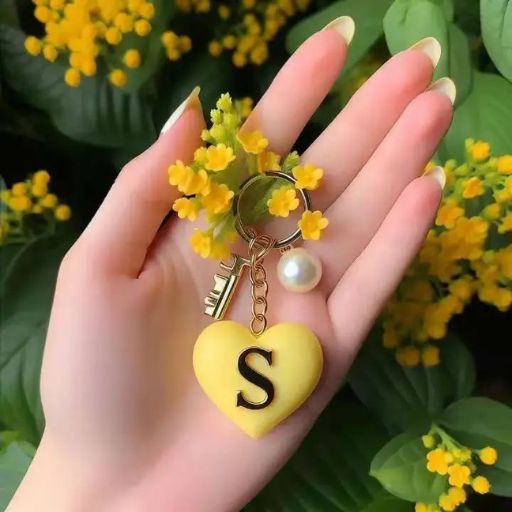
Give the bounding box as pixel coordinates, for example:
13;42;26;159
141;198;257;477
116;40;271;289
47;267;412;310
24;36;42;56
205;144;236;172
426;448;453;475
479;446;498;465
9;196;32;212
31;182;48;198
447;463;471;487
55;204;71;221
190;229;212;258
268;186;299;217
483;202;500;219
134;19;152;36
298;210;329;240
237;130;269;154
42;44;58;62
12;183;28;197
106;27;123;45
64;68;81;87
462;177;485;199
472;475;491;494
208;40;223;56
436;200;464;228
422;435;436;449
292;164;324;190
34;170;50;185
470;141;491;162
41;194;58;208
498;213;512;234
422;345;440;367
109;69;128;87
396;346;421;367
202;183;234;214
497;155;512;173
438;493;456;511
172;198;199;221
123;49;141;68
257;151;281;173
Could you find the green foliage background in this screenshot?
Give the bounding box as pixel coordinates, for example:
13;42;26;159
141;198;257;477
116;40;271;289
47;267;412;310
1;0;512;510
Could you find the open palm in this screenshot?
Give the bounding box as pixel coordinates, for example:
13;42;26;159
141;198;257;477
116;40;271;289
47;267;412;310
8;23;454;512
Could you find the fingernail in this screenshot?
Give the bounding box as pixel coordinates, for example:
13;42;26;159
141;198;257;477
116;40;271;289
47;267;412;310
160;86;201;135
409;37;442;68
322;16;355;45
425;165;446;189
427;76;457;104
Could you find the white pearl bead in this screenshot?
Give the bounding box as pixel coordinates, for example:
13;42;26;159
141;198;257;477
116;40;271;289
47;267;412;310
277;248;322;293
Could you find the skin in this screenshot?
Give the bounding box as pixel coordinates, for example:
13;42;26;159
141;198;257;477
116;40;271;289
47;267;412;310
7;29;453;512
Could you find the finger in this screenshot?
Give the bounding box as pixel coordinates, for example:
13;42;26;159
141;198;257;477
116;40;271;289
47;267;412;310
77;90;205;276
327;172;443;361
242;20;353;155
315;85;454;293
302;38;441;209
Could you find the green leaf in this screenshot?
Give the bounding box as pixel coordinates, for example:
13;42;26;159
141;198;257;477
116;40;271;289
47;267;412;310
383;0;472;104
439;397;512;497
0;24;155;149
0;440;34;510
0;0;19;28
370;432;446;503
481;0;512;82
348;328;475;433
440;72;512;162
245;398;390;512
361;495;413;512
286;0;392;73
0;234;74;444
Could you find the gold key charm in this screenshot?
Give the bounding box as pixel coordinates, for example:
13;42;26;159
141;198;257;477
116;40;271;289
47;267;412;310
204;254;249;320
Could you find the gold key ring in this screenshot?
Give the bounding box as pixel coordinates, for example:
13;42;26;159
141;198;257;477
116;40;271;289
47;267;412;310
232;171;311;249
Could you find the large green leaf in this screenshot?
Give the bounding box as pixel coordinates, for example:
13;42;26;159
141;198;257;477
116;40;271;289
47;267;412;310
348;329;475;433
439;396;512;496
0;440;35;510
0;24;155;149
481;0;512;82
370;432;446;503
286;0;392;73
246;398;393;512
383;0;472;104
440;71;512;162
361;495;412;512
0;234;74;444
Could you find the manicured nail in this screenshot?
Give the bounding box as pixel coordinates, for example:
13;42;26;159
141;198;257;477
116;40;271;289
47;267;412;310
427;77;457;104
160;86;201;135
409;37;442;68
322;16;355;45
425;165;446;189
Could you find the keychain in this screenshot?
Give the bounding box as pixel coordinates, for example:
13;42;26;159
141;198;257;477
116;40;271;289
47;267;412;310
193;171;324;439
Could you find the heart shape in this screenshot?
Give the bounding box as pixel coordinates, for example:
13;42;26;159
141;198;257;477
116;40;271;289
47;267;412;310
193;320;323;438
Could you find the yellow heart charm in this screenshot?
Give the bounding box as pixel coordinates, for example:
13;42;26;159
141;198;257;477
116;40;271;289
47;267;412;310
193;320;323;438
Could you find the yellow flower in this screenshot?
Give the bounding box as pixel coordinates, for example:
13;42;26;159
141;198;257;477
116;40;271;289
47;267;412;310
172;198;199;221
24;36;42;56
105;27;123;45
237;130;268;154
483;202;500;220
232;51;247;67
205;144;236;171
9;196;32;212
438;493;456;512
64;68;81;87
208;40;223;56
470;141;491;162
497;155;512;173
292;164;324;190
257;151;281;172
174;166;209;196
447;486;466;506
202;183;234;214
194;147;208;166
426;448;453;475
422;345;440;367
55;204;71;221
383;328;401;348
479;446;498;465
472;475;491;494
268;186;299;217
210;238;230;260
449;278;473;301
498;213;512;234
31;182;48;198
396;346;421;367
298;210;329;240
41;193;58;208
42;44;58;62
447;463;471;487
462;177;485;199
12;183;27;197
109;69;128;87
134;19;152;36
123;49;141;68
190;229;212;258
138;2;155;19
436;200;464;228
422;435;436;449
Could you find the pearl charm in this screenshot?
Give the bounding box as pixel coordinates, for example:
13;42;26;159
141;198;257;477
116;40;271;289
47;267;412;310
277;248;322;293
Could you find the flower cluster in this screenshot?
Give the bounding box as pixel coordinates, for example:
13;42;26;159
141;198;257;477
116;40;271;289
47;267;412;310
383;140;512;367
177;0;311;67
1;170;71;245
416;426;497;511
24;0;175;88
161;30;192;61
167;92;327;259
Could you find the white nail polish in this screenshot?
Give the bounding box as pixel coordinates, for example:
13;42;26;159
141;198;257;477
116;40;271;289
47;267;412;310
425;165;446;189
427;77;457;105
160;86;201;135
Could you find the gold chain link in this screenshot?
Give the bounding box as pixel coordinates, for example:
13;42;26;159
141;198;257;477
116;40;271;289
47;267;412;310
248;234;275;336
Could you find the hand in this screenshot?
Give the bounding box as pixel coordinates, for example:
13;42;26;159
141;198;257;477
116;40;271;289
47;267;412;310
8;20;454;512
